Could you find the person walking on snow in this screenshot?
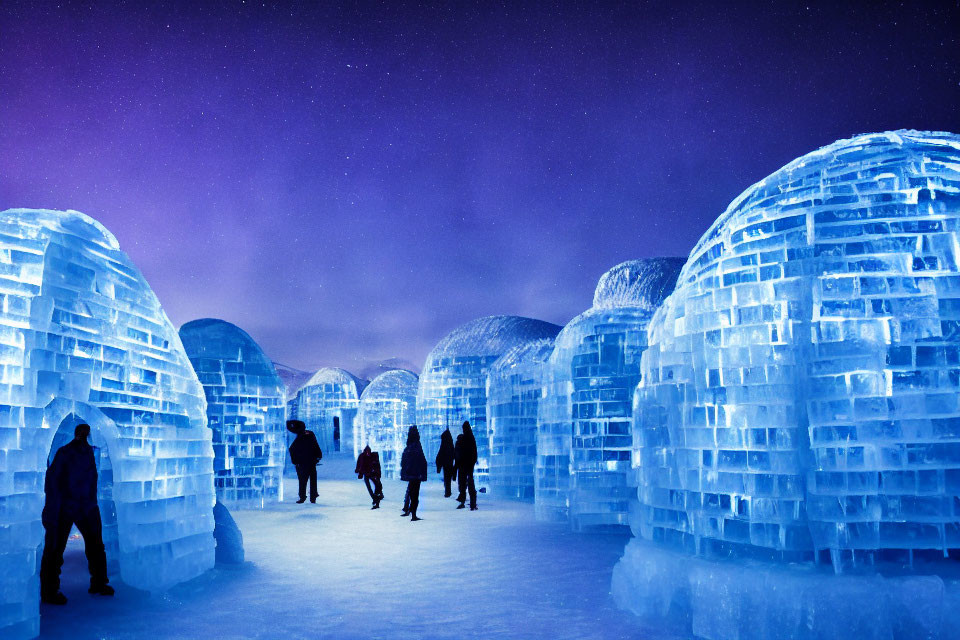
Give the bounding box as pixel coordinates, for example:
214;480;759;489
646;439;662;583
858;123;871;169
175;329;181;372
40;423;114;605
455;420;478;511
435;428;457;498
400;425;428;521
355;445;384;509
287;420;322;503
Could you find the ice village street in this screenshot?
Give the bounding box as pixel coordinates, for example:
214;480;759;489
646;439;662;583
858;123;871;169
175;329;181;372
38;456;667;640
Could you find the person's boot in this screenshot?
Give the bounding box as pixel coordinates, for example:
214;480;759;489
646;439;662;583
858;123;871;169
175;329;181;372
456;502;466;509
89;583;115;596
296;497;306;504
400;510;410;516
410;512;422;521
41;591;68;605
470;505;478;511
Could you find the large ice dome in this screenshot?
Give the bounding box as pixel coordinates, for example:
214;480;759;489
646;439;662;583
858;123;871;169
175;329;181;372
0;209;215;639
631;130;960;566
296;367;367;457
357;369;418;479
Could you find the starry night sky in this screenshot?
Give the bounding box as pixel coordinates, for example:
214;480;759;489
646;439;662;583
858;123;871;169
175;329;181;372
2;1;959;374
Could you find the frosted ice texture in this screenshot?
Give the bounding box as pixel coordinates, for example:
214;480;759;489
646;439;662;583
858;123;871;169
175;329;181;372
417;316;561;490
487;339;555;500
632;130;960;568
296;367;367;457
0;209;215;640
179;319;286;508
357;369;418;479
535;259;683;528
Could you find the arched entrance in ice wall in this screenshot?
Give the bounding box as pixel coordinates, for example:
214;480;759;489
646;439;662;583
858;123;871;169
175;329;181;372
0;209;215;640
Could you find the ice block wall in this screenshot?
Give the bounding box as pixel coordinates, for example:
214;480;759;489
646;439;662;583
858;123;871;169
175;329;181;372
357;369;418;479
535;259;683;530
296;367;366;457
0;209;215;640
632;130;960;567
179;319;286;508
487;339;556;500
417;316;561;490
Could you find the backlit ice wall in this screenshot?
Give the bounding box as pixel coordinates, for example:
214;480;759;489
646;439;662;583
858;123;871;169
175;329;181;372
296;368;367;457
417;316;561;490
0;209;215;640
179;319;286;508
535;259;683;530
631;130;960;568
357;369;418;479
487;339;555;500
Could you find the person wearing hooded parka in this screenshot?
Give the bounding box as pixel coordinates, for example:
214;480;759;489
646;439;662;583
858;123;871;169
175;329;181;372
455;420;478;510
435;428;457;498
400;425;428;521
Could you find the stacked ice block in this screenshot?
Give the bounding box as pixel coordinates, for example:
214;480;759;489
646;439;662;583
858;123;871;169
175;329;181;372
295;367;367;457
417;316;561;490
0;209;215;640
487;338;556;500
357;369;418;479
631;130;960;567
179;318;286;508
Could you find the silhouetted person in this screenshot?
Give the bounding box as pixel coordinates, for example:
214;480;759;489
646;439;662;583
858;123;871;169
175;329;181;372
400;425;428;521
287;420;322;503
355;445;384;509
40;423;113;604
455;421;478;510
435;429;456;498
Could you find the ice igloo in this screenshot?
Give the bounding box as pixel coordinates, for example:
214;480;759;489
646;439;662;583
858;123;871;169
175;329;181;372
535;259;683;529
0;209;215;640
357;369;418;479
295;367;367;458
629;130;960;569
486;338;556;500
179;319;286;508
417;316;561;490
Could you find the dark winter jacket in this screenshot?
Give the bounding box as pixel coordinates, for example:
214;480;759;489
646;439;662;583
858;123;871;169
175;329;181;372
44;438;98;522
455;423;478;471
289;429;323;466
435;429;456;474
400;426;428;482
355;446;382;479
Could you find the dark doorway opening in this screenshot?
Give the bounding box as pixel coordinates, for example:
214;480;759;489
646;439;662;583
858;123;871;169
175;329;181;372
333;417;341;453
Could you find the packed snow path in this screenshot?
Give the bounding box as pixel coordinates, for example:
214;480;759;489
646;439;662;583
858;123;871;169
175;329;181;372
40;457;668;639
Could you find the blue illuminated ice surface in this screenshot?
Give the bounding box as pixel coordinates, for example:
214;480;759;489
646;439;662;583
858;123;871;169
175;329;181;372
614;130;960;639
180;318;287;507
0;209;215;640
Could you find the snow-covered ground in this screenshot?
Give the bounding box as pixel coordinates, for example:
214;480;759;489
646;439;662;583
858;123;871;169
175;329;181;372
39;457;666;639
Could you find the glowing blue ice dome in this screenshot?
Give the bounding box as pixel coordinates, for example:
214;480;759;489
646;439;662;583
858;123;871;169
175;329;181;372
357;369;418;479
417;315;561;490
296;367;367;457
179;318;287;508
632;130;960;568
0;209;215;639
536;258;683;529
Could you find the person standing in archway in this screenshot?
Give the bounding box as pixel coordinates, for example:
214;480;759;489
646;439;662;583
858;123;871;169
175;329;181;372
40;423;114;604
